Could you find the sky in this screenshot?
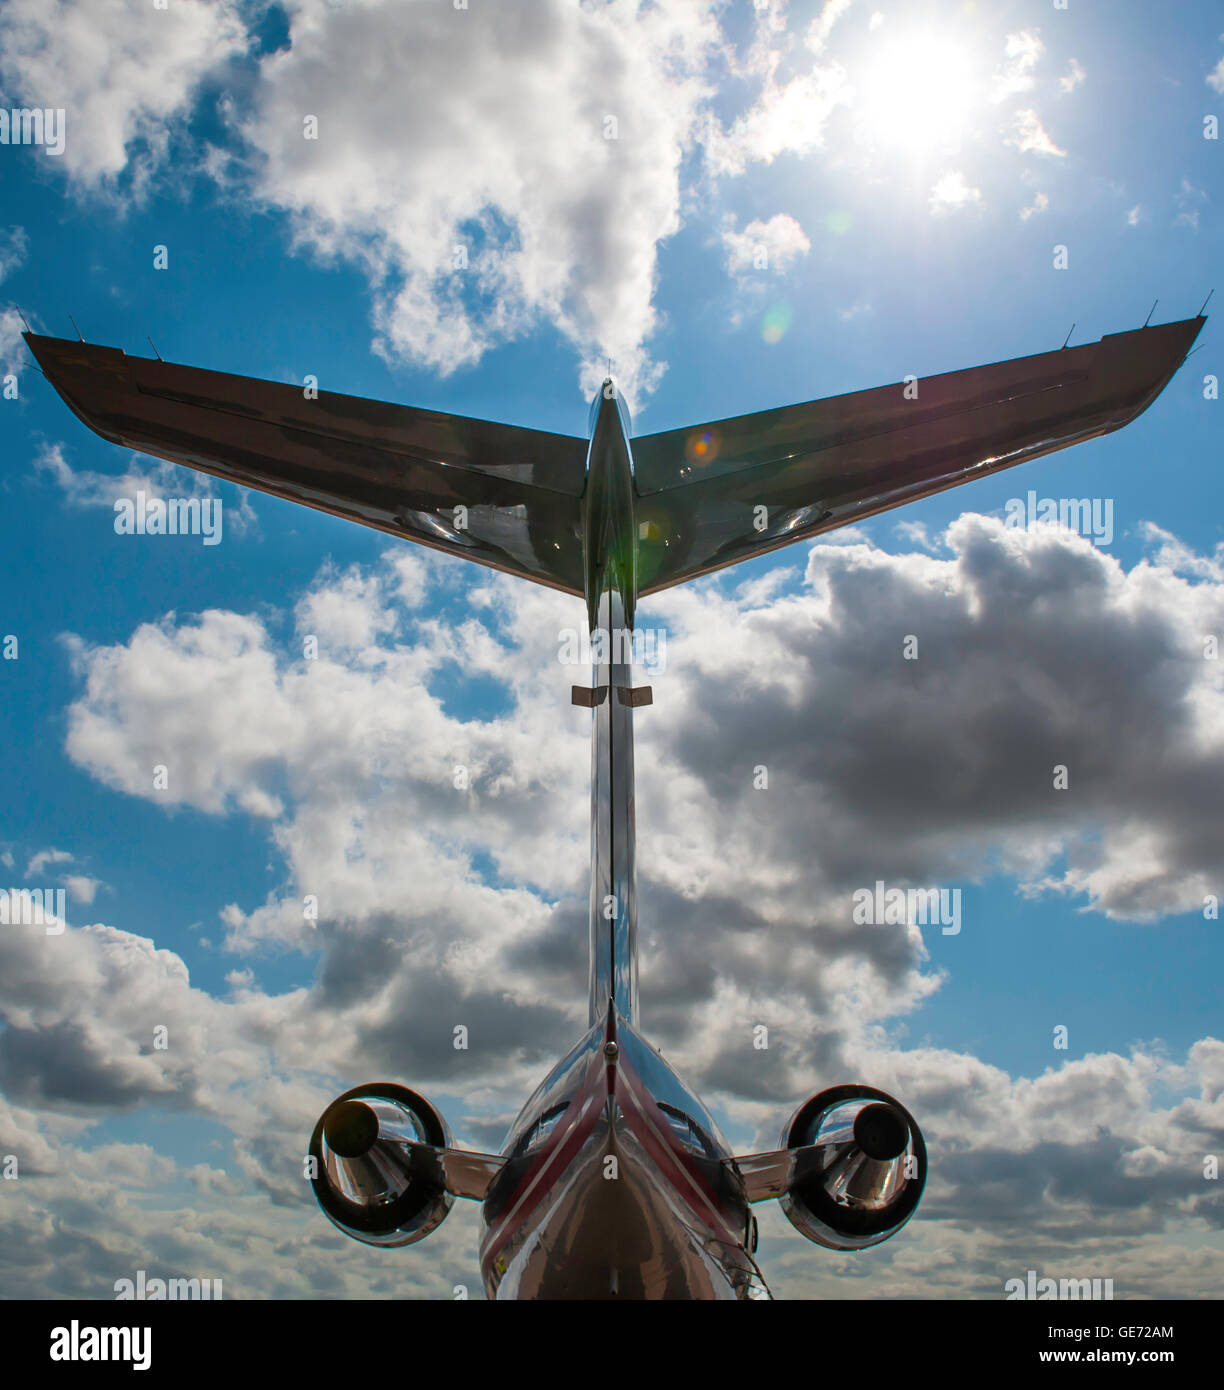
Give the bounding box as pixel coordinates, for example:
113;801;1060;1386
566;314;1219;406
0;0;1221;1301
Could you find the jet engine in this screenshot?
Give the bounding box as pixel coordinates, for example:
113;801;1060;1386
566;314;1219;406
778;1084;926;1251
309;1083;454;1247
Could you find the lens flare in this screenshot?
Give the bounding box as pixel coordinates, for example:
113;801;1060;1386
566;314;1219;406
762;304;794;345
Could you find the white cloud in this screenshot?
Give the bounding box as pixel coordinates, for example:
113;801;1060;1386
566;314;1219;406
806;0;854;54
0;0;247;190
14;518;1224;1296
26;848;73;876
1208;36;1224;95
0;226;26;283
0;1;730;402
1138;522;1224;583
1020;191;1050;220
294;563;398;656
705;64;851;177
387;550;432;612
62;875;103;905
3;520;1223;1296
1127;204;1143;226
64;610;297;821
991;30;1043;104
1175;177;1207;230
893;520;939;551
721;213;812;276
1059;58;1085;94
235;0;721;403
928;170;982;214
33;442;256;533
1006;109;1066;157
0;306;26;378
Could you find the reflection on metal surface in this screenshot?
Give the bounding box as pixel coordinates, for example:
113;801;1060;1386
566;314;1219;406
631;317;1205;593
29;312;1205;1298
23;333;589;594
308;1083;456;1248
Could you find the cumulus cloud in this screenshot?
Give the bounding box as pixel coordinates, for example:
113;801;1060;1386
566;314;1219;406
33;442;256;533
0;3;1103;407
0;0;247;190
721;213;811;276
63;875;103;905
806;0;855;55
26;848;73;877
3;518;1223;1296
991;30;1043;104
3;0;1222;1302
929;170;982;214
1006;109;1066;158
705;64;851;178
233;0;721;402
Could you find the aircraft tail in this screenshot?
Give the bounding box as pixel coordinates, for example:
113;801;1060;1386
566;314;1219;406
24;333;589;595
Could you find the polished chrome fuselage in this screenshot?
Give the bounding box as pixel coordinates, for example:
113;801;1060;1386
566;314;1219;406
480;1008;767;1299
478;383;770;1299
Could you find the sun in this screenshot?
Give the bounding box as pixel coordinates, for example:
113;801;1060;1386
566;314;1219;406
853;29;981;156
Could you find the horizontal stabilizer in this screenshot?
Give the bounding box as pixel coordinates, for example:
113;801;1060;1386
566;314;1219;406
25;333;588;595
631;316;1204;594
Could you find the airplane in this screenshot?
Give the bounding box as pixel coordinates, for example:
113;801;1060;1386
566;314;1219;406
25;309;1204;1299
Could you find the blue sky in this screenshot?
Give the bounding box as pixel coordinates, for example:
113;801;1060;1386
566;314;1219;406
0;0;1222;1300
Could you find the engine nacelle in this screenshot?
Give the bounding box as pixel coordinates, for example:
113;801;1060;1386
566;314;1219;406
309;1083;454;1247
779;1084;926;1251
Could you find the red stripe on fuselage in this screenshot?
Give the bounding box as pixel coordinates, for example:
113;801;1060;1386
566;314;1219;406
481;1047;609;1271
612;1048;743;1248
481;1015;745;1280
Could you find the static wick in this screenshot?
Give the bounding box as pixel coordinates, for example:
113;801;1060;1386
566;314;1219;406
15;305;31;333
147;336;163;362
1060;322;1076;350
68;314;84;342
1198;288;1214;317
1143;299;1158;329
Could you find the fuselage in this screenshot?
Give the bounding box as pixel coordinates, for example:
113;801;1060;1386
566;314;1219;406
478;383;771;1299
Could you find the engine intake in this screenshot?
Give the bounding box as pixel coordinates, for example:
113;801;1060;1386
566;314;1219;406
309;1083;454;1247
779;1084;926;1251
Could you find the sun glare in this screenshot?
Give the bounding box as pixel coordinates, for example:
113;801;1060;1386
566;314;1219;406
854;30;981;155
